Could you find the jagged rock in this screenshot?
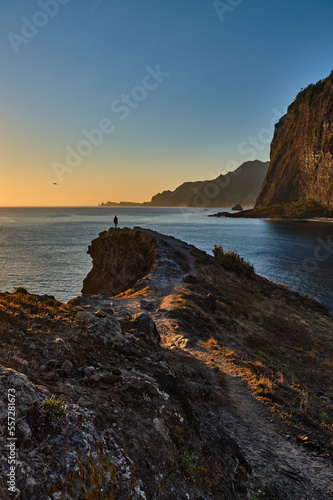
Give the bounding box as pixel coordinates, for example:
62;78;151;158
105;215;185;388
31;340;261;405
82;228;157;295
320;395;331;403
232;203;243;211
16;420;32;447
60;360;73;376
77;310;99;323
2;229;333;498
82;227;212;296
84;366;95;377
132;312;161;345
89;373;101;384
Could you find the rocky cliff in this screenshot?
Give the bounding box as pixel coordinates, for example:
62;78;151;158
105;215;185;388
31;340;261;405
150;160;269;208
82;227;211;296
256;71;333;209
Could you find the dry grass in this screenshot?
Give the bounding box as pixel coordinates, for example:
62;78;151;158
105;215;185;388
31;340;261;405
196;264;333;453
213;245;255;278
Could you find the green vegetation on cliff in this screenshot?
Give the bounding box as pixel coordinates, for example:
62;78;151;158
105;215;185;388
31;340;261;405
210;198;333;219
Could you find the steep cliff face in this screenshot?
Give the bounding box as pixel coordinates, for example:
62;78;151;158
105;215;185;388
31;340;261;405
82;228;157;296
256;71;333;209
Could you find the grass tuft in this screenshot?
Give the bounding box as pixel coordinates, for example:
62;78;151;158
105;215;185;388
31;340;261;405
213;245;255;277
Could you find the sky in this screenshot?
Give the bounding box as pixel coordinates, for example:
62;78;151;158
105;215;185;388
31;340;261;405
1;0;333;206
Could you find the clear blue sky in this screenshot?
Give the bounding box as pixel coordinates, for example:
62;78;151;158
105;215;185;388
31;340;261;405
1;0;333;205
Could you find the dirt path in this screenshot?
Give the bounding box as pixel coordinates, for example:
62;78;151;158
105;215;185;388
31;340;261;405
104;240;333;499
188;347;333;499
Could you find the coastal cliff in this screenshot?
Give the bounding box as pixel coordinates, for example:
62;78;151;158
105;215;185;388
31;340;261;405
150;160;269;208
1;228;333;499
99;160;269;209
256;71;333;210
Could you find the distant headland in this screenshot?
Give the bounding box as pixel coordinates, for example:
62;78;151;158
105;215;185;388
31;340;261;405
99;201;150;207
99;159;269;209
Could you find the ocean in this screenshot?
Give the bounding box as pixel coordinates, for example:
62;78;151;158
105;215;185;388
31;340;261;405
0;206;332;310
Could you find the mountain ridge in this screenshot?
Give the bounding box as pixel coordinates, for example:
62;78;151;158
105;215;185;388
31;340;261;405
99;160;269;208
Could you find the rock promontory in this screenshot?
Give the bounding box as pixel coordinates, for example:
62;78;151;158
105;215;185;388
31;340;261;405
82;227;212;296
256;71;333;211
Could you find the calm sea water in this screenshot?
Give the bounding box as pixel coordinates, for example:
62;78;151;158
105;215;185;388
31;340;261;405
0;207;332;310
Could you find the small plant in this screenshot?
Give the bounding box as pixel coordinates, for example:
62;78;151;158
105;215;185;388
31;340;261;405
71;306;85;314
256;377;273;397
319;411;330;425
43;395;66;418
45;298;61;307
14;286;29;295
213;245;255;277
180;453;199;473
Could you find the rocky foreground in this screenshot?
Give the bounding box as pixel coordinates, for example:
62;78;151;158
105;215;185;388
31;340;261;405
1;228;333;499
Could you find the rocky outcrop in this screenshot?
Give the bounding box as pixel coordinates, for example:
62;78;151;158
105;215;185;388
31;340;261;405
256;71;333;209
82;228;157;296
82;227;212;296
211;198;332;219
231;204;243;211
150;160;269;208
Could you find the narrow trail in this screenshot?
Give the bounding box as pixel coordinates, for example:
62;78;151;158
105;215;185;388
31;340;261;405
188;347;333;499
107;239;333;499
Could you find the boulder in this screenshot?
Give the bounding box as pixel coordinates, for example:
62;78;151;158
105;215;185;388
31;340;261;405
132;313;161;345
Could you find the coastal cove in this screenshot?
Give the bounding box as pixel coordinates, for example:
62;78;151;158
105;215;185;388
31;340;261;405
0;207;332;310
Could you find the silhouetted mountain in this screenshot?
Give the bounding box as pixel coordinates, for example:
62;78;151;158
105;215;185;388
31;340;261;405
150;160;269;208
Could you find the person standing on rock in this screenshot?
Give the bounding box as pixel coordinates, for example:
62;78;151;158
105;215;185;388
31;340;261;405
113;215;118;228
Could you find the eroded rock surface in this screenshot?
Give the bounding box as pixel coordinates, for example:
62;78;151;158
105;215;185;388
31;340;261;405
256;71;333;210
82;227;212;296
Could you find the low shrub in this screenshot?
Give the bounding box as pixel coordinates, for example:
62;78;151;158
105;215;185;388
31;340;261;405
43;395;66;418
213;245;255;277
14;287;29;295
